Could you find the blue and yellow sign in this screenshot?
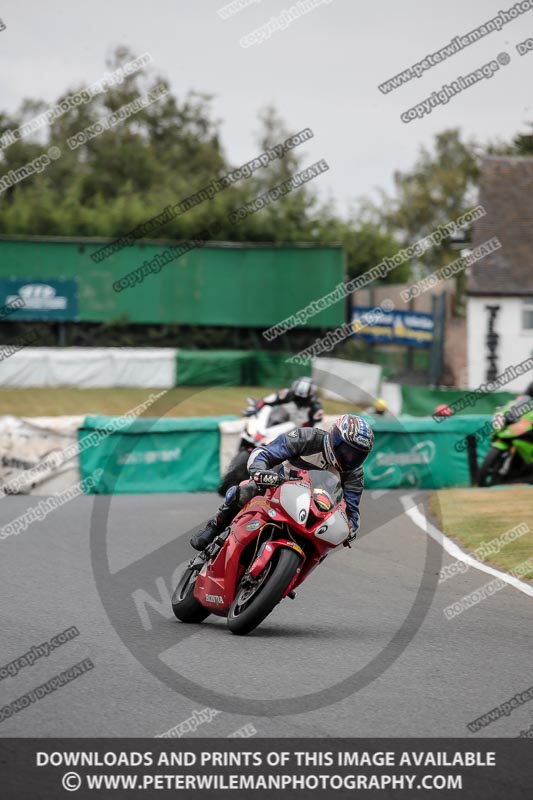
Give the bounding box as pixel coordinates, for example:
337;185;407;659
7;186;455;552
351;307;434;348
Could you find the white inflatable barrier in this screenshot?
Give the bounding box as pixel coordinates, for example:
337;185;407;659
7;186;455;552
313;358;382;404
0;348;177;388
218;419;246;476
380;382;402;416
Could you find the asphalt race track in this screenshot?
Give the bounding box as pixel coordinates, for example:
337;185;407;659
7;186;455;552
1;489;532;738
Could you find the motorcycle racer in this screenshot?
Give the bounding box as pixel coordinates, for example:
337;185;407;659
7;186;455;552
248;376;324;428
500;382;533;426
191;414;374;551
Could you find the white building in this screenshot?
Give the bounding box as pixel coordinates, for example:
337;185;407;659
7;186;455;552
467;156;533;393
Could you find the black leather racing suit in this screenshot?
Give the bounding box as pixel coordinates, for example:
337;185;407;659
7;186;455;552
229;427;363;535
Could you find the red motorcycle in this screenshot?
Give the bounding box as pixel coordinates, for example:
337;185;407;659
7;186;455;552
171;469;350;635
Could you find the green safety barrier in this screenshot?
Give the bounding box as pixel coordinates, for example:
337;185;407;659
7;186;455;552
401;385;515;416
175;349;311;387
176;350;252;386
78;412;496;495
362;414;492;489
78;414;236;494
250;352;311;386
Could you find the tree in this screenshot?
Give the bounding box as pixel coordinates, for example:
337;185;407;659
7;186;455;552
511;123;533;155
362;129;481;312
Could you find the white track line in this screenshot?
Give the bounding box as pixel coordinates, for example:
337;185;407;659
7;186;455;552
401;494;533;598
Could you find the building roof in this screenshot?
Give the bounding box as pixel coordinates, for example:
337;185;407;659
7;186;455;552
468;155;533;297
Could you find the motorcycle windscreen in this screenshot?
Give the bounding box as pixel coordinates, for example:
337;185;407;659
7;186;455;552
307;469;343;505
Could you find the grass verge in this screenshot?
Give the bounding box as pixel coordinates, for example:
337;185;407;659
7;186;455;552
430;487;533;580
0;386;361;419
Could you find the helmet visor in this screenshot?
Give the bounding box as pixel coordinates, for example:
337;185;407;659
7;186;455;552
330;427;369;470
333;441;368;471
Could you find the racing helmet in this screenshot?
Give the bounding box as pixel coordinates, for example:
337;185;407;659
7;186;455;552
325;414;374;471
374;398;388;414
434;404;452;417
291;376;315;406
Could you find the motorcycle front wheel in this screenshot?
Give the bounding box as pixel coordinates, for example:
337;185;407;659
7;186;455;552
478;446;507;487
227;548;300;636
172;566;211;623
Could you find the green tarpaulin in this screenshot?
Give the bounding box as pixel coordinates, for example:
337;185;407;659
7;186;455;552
362;414;492;489
78;414;236;494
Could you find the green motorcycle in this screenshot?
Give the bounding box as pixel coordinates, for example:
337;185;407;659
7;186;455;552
478;398;533;487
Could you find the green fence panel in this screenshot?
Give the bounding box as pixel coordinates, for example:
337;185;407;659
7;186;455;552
362;414;492;489
252;352;312;386
0;238;345;328
175;349;311;386
401;385;515;416
176;350;252;386
78;414;235;494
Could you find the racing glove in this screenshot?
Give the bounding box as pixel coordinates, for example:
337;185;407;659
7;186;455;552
251;470;282;487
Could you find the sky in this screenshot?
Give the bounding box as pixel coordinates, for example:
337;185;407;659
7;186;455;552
1;0;532;215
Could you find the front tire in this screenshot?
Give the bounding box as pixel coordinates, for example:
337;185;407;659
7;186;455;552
218;449;249;496
227;548;300;636
172;566;211;623
478;446;506;487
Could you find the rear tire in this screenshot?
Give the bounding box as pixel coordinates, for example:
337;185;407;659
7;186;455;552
227;548;300;636
218;450;249;496
478;446;506;487
172;566;211;623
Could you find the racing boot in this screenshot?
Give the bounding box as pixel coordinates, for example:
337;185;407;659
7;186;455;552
190;501;235;551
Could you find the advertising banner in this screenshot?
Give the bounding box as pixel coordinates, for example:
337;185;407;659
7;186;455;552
362;414;491;489
78;415;232;494
352;306;434;348
0;279;78;321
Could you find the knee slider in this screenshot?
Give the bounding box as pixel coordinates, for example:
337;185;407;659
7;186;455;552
225;485;238;505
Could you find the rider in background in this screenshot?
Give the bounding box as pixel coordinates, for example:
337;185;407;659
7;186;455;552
498;382;533;427
434;404;453;418
248;376;324;428
191;413;374;551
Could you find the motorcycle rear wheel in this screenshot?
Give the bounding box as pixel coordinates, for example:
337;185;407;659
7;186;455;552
478;446;506;487
227;548;300;636
172;566;211;623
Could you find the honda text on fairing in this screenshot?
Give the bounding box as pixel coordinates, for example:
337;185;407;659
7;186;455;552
172;468;352;635
478;394;533;486
218;377;324;495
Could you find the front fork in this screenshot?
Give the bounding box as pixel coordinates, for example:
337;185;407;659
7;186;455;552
247;539;305;598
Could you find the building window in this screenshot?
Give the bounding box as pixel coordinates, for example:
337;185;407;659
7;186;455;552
523;301;533;331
